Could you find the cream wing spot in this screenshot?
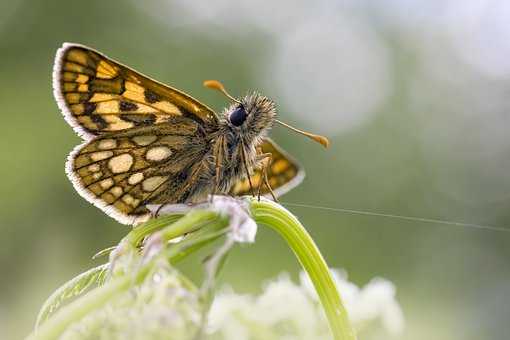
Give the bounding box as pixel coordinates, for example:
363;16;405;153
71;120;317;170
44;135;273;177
125;81;145;93
75;74;89;83
64;62;88;74
77;84;89;92
70;104;85;115
122;194;134;205
95;115;134;131
110;121;134;130
65;93;81;103
110;186;123;197
63;72;76;82
96;60;118;79
123;82;145;102
142;176;167;192
96;101;119;114
66;49;88;65
90;93;117;102
98;139;117;150
123;91;145;102
122;194;140;207
129;102;155;113
108;154;134;173
99;178;114;190
90;151;113;161
88;164;100;172
133;135;157;146
153;101;182;114
102;115;134;130
128;172;144;185
146;146;172;162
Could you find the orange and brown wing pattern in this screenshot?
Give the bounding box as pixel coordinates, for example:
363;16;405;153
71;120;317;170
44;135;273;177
67;122;206;225
230;138;304;198
53;43;218;139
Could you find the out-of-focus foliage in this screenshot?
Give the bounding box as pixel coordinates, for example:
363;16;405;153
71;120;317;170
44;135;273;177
1;1;509;339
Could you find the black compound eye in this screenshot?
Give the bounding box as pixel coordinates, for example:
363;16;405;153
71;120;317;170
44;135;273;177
229;106;247;126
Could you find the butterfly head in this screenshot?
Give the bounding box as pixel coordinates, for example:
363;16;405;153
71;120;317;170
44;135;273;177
226;93;276;138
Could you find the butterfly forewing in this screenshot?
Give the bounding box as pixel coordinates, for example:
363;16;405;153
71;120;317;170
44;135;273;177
230;138;304;198
53;43;218;139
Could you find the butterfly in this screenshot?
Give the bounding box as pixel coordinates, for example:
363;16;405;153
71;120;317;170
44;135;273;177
53;43;329;225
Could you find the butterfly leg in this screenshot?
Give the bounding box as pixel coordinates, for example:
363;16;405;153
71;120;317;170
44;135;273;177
154;204;165;218
256;152;278;202
210;150;220;203
241;141;256;197
210;136;225;202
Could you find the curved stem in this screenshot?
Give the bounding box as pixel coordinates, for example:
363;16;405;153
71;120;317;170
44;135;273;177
250;198;357;340
124;214;184;246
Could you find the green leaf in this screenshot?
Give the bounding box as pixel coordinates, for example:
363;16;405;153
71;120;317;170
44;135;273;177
35;263;109;328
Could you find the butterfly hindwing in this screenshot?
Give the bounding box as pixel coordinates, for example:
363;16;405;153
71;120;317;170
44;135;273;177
67;120;208;224
230;138;304;198
53;43;218;139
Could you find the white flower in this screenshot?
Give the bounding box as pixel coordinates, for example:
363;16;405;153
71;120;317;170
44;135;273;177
208;269;404;340
210;195;257;243
208;274;330;340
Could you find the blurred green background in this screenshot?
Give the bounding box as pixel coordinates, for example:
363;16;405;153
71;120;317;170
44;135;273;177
1;1;509;339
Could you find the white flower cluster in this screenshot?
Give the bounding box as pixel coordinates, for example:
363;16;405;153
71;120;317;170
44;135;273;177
208;269;404;340
56;264;403;340
59;263;202;340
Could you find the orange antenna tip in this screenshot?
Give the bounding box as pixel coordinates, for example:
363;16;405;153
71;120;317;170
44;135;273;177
203;79;225;91
313;135;330;148
203;79;241;104
276;119;330;148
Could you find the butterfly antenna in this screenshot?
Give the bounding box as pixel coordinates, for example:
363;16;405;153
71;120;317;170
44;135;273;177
204;80;329;148
203;80;242;104
275;119;330;148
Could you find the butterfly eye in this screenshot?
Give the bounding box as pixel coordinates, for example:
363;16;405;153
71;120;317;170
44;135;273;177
229;106;247;127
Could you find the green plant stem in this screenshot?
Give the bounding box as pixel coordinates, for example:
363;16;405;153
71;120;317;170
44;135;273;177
250;198;357;340
124;214;184;246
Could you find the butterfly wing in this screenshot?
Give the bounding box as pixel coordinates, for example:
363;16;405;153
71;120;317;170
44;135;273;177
67;119;210;225
230;138;305;198
53;42;218;139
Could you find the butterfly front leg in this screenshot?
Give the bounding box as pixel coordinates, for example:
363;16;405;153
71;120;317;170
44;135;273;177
210;145;220;202
229;138;304;201
210;135;229;202
255;149;278;202
240;140;256;198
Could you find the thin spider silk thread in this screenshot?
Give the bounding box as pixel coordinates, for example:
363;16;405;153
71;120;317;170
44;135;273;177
281;201;510;233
